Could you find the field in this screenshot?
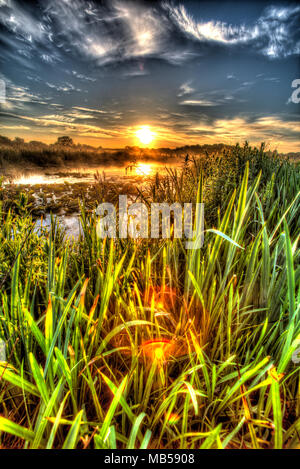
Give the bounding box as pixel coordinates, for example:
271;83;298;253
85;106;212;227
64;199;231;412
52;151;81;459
0;142;299;449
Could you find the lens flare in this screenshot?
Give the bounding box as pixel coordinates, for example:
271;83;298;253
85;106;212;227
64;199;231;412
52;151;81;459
167;413;181;425
140;338;173;362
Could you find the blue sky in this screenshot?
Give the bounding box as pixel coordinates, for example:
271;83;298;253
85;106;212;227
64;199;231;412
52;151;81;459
0;0;299;150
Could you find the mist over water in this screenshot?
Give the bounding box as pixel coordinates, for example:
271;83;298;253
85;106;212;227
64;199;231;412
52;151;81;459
3;161;180;238
6;162;173;186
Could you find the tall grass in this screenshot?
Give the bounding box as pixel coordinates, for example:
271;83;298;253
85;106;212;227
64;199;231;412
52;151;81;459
0;143;299;449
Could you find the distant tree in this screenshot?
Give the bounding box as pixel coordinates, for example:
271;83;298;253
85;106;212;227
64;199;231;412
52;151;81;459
29;140;46;147
14;137;24;144
0;135;11;145
56;136;74;146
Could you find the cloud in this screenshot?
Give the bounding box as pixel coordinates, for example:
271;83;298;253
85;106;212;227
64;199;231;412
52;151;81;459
72;106;107;114
179;99;220;107
41;53;61;64
178;81;195;97
4;111;121;138
178;87;240;107
41;0;170;66
45;82;81;93
0;1;299;152
113;1;169;58
164;3;259;44
2;104;299;151
1;0;299;71
1;124;30;130
187;115;300;150
71;71;96;82
164;3;300;58
0;0;46;42
0;77;50;109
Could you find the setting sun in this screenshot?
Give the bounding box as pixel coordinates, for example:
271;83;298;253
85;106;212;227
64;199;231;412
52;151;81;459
135;125;154;145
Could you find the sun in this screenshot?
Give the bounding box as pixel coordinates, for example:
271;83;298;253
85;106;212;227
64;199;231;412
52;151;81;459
135;125;154;145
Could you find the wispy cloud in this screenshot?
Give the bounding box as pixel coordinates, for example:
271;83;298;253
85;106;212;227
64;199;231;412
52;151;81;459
179;99;220;107
178;81;195;97
0;77;50;109
179;87;239;107
72;106;107;114
45;82;81;93
4;111;122;139
71;71;96;82
1;105;299;151
0;0;46;42
1;0;299;69
1;124;30;130
41;0;171;66
187;115;300;151
0;1;299;151
164;3;300;58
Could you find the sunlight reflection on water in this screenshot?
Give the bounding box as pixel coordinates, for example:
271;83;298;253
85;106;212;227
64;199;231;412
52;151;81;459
13;174;57;185
7;162;178;239
9;162;166;186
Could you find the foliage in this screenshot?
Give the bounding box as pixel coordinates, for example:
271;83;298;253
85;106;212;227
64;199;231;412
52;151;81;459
0;143;299;449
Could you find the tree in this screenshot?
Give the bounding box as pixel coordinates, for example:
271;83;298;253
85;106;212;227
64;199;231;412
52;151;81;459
14;137;24;144
56;136;74;146
0;135;11;145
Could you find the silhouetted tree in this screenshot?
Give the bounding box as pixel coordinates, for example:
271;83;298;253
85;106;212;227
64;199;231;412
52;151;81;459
56;136;74;146
14;137;24;144
0;135;12;145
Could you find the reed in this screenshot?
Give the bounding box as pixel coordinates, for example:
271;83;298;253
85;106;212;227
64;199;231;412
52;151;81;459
0;143;299;449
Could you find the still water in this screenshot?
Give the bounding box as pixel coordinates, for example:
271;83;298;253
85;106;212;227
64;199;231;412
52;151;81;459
10;162;167;186
6;162;179;238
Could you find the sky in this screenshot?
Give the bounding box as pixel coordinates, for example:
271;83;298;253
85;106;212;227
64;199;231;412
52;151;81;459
0;0;299;151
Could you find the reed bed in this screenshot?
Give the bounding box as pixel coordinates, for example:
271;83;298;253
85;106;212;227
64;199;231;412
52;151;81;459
0;143;299;449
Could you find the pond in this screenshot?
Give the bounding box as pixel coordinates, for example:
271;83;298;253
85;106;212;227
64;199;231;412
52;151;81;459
8;162;168;185
2;161;180;238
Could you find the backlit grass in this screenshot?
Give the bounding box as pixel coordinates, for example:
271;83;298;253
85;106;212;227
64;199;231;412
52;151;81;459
0;143;299;449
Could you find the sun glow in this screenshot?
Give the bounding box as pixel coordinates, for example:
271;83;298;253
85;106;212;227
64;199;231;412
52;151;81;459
135;125;154;145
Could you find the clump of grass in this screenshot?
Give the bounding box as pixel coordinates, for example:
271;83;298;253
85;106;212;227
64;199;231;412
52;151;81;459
0;143;299;449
